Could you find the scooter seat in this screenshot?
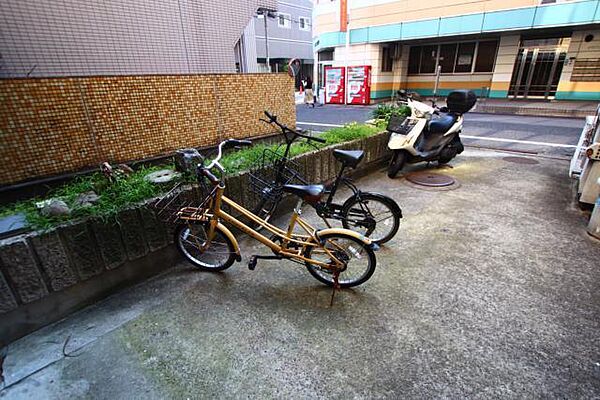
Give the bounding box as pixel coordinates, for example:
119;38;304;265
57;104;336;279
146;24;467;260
282;184;325;205
428;113;458;134
333;149;364;168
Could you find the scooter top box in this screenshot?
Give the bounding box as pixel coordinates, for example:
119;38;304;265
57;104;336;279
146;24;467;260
446;90;477;114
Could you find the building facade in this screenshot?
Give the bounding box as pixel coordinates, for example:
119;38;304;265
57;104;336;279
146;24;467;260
254;0;314;77
313;0;600;101
0;0;276;78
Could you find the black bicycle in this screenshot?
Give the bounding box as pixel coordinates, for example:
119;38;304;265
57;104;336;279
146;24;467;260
250;111;402;245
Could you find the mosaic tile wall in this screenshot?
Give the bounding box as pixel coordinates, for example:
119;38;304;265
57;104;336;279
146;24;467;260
0;73;295;185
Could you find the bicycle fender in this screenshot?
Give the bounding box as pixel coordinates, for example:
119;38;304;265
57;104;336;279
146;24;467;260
215;222;242;261
315;228;379;251
315;227;374;245
342;192;403;217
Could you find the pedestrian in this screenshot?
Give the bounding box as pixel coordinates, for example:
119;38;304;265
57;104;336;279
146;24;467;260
303;75;315;108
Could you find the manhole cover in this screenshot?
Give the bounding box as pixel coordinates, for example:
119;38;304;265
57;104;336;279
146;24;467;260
405;172;455;187
502;156;539;165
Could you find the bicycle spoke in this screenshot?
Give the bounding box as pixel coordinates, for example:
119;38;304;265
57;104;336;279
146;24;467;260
343;197;398;243
177;224;235;270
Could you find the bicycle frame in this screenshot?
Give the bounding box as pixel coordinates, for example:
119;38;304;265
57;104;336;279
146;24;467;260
178;182;370;269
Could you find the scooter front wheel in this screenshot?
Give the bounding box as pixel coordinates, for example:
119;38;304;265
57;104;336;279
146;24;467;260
387;150;407;178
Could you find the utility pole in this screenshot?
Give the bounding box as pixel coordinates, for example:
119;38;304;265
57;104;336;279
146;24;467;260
342;0;349;104
264;13;271;72
258;8;273;72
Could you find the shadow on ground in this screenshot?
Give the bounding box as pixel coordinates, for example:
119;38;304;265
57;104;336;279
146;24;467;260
2;149;600;399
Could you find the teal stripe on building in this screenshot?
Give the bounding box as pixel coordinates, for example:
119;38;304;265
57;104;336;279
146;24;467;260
555;91;600;100
314;0;600;50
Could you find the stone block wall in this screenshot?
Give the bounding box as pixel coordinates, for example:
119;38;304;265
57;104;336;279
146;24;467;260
0;73;295;185
0;131;390;344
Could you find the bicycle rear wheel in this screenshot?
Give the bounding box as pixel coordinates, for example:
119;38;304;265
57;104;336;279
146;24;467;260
341;193;400;245
175;223;236;271
304;233;376;288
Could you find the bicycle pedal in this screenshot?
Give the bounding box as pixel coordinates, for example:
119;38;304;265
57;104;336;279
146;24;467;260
248;256;257;271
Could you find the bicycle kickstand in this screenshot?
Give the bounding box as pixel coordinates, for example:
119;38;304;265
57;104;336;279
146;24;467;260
248;255;282;271
329;271;341;307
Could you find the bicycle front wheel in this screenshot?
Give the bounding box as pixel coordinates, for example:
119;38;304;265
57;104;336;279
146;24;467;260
175;223;236;271
341;193;400;245
304;233;376;288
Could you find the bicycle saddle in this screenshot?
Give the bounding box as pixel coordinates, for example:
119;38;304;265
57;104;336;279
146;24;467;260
333;149;364;168
282;184;324;205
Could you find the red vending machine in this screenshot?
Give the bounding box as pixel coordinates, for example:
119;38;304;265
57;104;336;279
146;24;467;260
325;66;345;104
346;65;371;105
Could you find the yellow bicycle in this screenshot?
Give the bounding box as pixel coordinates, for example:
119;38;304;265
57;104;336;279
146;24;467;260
173;139;379;289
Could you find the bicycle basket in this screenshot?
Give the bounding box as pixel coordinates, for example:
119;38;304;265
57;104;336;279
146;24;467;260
248;148;307;202
152;182;214;224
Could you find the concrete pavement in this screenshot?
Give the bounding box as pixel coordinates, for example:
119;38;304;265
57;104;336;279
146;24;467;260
1;148;599;399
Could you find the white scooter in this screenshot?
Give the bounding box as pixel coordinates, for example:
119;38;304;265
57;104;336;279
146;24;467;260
386;90;477;178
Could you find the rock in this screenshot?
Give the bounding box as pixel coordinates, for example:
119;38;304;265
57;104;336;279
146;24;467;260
117;164;134;175
100;162;114;181
174;148;204;174
73;191;100;208
144;169;181;185
39;199;71;217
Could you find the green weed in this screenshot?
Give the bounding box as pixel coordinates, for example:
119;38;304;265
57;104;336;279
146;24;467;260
372;104;410;122
2;123;382;230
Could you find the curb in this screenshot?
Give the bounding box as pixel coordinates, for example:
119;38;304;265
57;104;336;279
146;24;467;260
472;105;592;119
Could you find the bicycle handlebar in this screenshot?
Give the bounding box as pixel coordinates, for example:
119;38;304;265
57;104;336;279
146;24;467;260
199;167;220;185
262;111;326;144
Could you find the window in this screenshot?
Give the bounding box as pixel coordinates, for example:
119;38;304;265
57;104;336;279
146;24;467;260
420;45;437;73
299;17;310;31
277;13;291;28
474;41;498;72
439;44;457;73
408;46;421;74
407;40;497;74
454;42;476;72
381;46;393;72
318;50;334;62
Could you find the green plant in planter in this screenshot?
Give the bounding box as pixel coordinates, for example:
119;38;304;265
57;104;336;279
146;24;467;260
1;123;384;230
372;104;410;122
0;165;175;230
219;123;380;175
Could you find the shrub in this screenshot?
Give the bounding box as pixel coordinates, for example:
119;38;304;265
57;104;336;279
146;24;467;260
372;104;410;122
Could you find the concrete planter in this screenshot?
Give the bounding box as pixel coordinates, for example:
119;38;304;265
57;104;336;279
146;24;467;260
0;131;390;344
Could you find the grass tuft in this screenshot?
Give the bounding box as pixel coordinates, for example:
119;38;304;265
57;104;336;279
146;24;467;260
1;123;382;230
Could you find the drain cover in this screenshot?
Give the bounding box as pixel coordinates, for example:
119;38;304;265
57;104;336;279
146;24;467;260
502;156;539;165
405;172;455;187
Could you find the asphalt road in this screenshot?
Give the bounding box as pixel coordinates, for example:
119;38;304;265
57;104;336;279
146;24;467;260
296;104;583;159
